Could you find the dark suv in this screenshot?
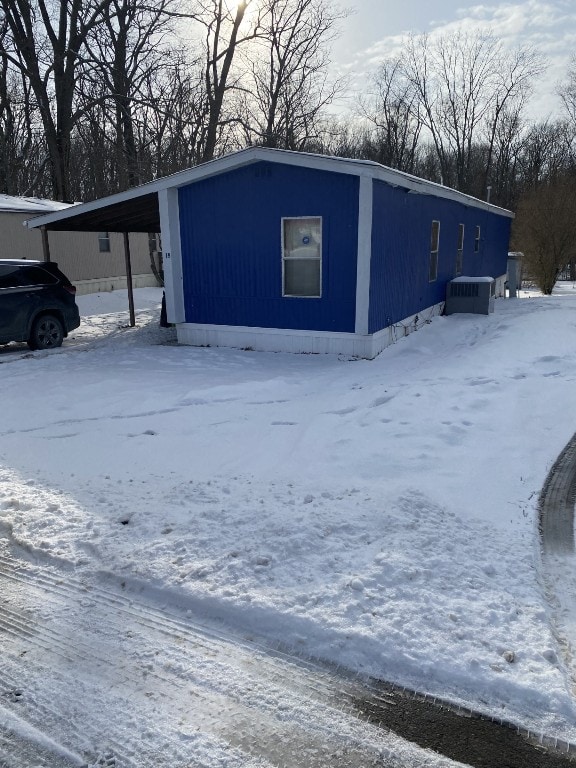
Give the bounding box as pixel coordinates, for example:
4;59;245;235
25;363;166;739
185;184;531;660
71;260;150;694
0;260;81;350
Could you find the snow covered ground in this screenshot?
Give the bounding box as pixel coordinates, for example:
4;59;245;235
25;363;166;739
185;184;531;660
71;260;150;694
2;284;576;756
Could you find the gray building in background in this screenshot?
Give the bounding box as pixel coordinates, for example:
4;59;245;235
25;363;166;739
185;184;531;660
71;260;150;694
0;195;159;294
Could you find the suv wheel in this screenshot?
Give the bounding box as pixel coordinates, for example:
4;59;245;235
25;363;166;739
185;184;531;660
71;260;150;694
28;314;64;350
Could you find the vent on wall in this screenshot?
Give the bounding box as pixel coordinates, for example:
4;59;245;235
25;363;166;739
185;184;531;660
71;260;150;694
450;281;479;298
446;277;494;315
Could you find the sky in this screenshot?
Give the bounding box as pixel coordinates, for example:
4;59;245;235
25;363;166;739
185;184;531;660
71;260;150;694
2;286;576;766
333;0;576;120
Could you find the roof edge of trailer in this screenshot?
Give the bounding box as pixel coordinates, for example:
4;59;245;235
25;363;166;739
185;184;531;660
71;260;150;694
0;194;73;215
25;147;513;231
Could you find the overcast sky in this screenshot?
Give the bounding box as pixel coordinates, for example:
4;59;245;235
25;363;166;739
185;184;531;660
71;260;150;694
333;0;576;119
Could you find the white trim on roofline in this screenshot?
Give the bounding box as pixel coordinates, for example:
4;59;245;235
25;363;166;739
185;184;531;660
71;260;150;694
24;147;513;232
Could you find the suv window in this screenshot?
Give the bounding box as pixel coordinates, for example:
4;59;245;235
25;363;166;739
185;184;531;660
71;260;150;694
42;262;73;285
0;265;57;288
0;265;21;288
18;266;58;286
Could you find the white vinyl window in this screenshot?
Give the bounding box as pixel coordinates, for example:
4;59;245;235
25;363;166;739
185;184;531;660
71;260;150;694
429;220;440;282
282;217;322;297
98;232;111;253
456;223;464;275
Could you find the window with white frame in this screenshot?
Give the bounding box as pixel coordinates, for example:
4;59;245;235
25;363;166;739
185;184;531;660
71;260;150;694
98;232;111;253
456;223;464;275
429;220;440;282
474;225;481;253
282;217;322;297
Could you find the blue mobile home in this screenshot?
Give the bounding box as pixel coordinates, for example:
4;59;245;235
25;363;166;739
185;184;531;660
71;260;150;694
26;148;513;358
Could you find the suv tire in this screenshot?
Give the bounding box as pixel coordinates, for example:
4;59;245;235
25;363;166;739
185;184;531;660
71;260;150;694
28;314;65;350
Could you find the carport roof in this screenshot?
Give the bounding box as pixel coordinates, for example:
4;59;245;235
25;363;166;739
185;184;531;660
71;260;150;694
25;146;513;234
30;192;161;233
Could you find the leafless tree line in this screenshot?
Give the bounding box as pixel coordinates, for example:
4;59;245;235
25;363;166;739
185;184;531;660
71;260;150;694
321;29;576;295
2;0;576;231
330;30;574;210
0;0;346;201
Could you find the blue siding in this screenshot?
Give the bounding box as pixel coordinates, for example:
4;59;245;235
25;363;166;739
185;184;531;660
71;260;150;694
368;181;511;333
178;162;359;332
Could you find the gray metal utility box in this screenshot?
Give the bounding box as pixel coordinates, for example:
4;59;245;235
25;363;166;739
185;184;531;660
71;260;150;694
445;276;495;315
507;252;523;297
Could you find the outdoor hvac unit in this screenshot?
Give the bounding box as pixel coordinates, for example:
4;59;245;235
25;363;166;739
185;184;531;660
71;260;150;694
445;276;495;315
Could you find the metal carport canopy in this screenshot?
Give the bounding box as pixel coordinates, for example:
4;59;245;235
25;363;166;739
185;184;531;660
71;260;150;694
21;149;290;329
21;150;272;327
25;191;162;328
32;192;161;233
22;148;274;237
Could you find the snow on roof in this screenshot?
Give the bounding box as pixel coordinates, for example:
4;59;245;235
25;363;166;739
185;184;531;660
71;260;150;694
0;194;72;214
451;275;494;282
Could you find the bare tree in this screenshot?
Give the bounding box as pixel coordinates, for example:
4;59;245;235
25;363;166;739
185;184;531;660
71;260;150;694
0;64;48;195
0;0;115;200
82;0;180;189
481;45;541;196
482;104;524;208
513;176;576;294
559;54;576;127
402;30;542;195
242;0;346;150
0;19;36;194
187;0;264;162
69;98;115;199
133;56;209;177
517;120;574;190
360;56;422;172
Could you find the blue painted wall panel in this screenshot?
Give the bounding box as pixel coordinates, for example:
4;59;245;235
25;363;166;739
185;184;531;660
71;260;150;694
178;162;359;332
368;181;511;333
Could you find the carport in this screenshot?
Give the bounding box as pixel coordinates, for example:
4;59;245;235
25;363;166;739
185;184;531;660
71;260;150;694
26;190;162;327
25;153;259;333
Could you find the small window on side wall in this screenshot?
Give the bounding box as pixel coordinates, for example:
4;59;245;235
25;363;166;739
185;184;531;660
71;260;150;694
456;223;465;275
98;232;111;253
282;217;322;297
429;220;440;282
474;225;481;253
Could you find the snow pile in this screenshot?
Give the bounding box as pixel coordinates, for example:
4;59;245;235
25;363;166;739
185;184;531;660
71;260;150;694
1;285;576;741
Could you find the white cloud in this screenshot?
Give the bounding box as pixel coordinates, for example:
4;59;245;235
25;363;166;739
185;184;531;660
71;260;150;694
337;1;576;121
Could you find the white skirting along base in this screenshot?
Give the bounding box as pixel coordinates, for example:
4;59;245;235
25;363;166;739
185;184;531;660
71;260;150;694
176;302;445;359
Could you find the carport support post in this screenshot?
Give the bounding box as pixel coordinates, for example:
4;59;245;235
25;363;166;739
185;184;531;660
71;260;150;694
41;226;51;262
123;231;136;327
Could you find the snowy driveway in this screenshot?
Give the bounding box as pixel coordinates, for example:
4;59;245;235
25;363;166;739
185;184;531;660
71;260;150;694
0;537;461;768
2;288;576;764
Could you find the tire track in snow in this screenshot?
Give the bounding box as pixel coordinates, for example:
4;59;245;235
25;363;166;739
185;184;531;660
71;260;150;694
0;711;81;768
0;658;151;767
0;552;252;767
0;546;457;768
0;551;350;707
0;541;399;713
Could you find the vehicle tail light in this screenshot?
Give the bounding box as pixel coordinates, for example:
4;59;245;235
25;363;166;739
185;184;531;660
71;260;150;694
63;284;76;295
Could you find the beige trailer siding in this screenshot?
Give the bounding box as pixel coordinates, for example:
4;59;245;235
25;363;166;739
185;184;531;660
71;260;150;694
0;212;46;261
0;211;159;294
